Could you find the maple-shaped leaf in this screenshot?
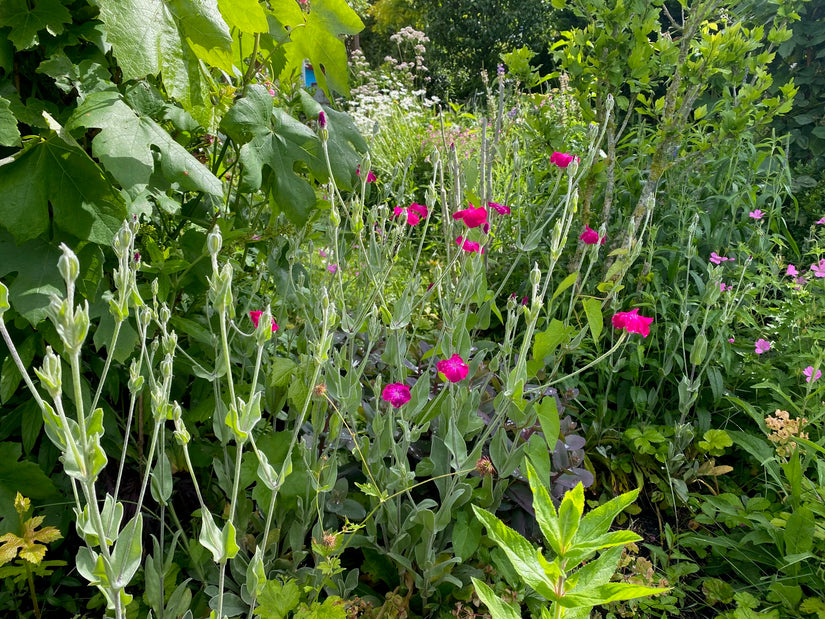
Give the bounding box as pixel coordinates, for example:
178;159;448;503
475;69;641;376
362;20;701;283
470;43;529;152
95;0;232;120
268;0;363;97
68;91;223;197
0;0;71;50
0;116;126;245
0;514;62;566
0;96;20;147
0;444;60;533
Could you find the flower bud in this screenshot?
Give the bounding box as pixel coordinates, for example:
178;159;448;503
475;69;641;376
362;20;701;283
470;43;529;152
529;262;541;288
162;330;177;355
57;243;80;288
207;227;222;257
113;224;132;258
158;303;171;326
35;346;62;399
160;354;173;382
605;93;614;114
128;359;144;394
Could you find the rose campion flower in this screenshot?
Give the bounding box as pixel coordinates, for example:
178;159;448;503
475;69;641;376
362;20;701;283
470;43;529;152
710;252;734;265
452;203;488;228
749;209;764;220
318;110;326;128
382;383;411;408
436;354;469;383
754;339;771;354
611;308;654;338
804;366;822;383
249;311;278;332
393;203;428;226
550;151;577;168
810;259;825;278
579;225;604;245
356;165;376;182
787;264;798;277
456;236;484;254
728;337;735;343
488;201;511;215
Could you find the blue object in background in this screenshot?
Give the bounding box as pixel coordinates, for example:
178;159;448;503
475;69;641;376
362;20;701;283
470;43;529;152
303;62;317;89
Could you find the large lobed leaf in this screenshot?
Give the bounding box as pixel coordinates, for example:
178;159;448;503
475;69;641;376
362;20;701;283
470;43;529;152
0;0;71;50
68;91;223;196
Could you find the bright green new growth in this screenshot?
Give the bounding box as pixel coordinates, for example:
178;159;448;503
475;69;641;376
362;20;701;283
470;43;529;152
472;462;667;619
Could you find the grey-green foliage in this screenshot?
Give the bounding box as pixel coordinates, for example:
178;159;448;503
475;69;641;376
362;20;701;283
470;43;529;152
472;461;667;618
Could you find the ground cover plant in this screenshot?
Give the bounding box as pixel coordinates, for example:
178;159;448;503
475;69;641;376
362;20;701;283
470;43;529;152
1;0;825;618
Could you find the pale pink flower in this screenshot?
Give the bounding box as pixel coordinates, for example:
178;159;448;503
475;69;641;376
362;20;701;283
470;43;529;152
787;264;798;277
803;366;822;383
755;339;771;354
749;209;764;220
810;259;825;278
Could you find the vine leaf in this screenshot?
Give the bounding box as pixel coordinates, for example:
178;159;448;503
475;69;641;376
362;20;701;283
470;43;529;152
218;0;268;33
0;115;126;245
0;0;71;50
0;444;60;533
68;91;223;197
95;0;232;117
0;96;20;147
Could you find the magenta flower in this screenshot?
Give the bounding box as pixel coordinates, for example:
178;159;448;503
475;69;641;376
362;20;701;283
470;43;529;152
804;366;822;383
787;264;798;277
817;217;825;224
749;209;764;220
579;225;604;245
393;203;428;226
810;259;825;278
488;201;511;215
710;252;734;265
436;354;469;382
268;88;276;96
382;383;411;408
249;311;279;332
328;264;338;274
728;337;735;343
456;236;484;254
318;110;326;128
612;308;653;338
452;203;488;228
755;339;771;354
550;151;577;168
719;282;730;292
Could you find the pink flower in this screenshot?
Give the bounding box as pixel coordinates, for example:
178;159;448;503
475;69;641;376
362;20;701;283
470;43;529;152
755;339;771;354
816;217;825;224
328;264;338;273
249;311;278;332
550;151;577;168
488;201;511;215
452;203;488;228
456;236;484;254
318;110;326;128
612;308;654;338
356;165;376;182
810;259;825;278
319;249;327;258
728;338;735;343
710;252;734;265
268;88;276;96
392;203;427;226
409;203;429;219
579;225;604;245
804;366;822;383
719;282;730;292
787;264;798;277
382;383;411;408
436;354;469;382
749;209;764;220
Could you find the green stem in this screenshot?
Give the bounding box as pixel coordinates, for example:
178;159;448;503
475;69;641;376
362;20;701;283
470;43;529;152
26;562;40;619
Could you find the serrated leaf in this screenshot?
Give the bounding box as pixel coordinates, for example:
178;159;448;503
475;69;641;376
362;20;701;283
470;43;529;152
0;0;71;50
255;578;302;619
472;578;522;619
526;461;561;555
575;487;640;544
68;92;222;196
472;505;556;599
0;96;20;147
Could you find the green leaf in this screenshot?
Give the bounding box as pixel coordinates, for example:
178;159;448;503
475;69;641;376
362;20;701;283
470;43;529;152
255;578;302;619
784;506;814;555
218;0;268;33
0;0;71;50
560;582;668;608
222;85;320;225
0;125;126;245
525;461;561;556
536;396;560;449
95;0;220;117
581;297;603;342
557;483;585;551
294;597;347;619
110;514;143;588
0;97;20;147
0;234;63;325
552;272;578;300
68;92;222;196
0;442;59;532
472;578;522;619
533;319;573;361
452;510;482;560
566;530;642;565
472;504;556;599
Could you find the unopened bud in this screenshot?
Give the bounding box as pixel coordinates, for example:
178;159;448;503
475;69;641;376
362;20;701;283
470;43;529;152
162;331;177;355
35;347;62;399
128;359;144;394
529;263;541;287
207;227;222;257
57;243;80;288
160;354;173;381
0;282;8;317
